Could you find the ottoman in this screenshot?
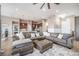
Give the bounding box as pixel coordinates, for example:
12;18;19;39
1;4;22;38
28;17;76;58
33;39;53;53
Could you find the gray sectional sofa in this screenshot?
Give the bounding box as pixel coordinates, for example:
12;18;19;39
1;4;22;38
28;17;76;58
12;31;74;55
29;31;74;49
12;33;33;56
48;33;74;48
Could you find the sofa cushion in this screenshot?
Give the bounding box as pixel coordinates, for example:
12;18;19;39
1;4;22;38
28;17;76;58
53;38;66;44
12;39;32;47
45;36;53;40
31;36;45;40
62;34;72;40
22;32;31;38
13;42;33;49
25;32;31;38
39;32;43;36
12;35;20;41
50;33;59;38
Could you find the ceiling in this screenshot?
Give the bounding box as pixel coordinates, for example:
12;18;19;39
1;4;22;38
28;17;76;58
1;3;79;20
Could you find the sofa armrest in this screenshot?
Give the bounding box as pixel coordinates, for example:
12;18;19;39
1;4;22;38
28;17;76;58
12;38;32;47
45;36;53;41
31;36;45;40
66;37;74;48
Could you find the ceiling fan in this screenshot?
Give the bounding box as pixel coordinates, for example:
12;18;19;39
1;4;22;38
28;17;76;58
33;3;60;9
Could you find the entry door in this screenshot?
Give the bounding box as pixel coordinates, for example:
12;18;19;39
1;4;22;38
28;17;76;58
75;16;79;41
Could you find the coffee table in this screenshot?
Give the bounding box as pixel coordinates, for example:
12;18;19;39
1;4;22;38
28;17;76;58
33;39;53;53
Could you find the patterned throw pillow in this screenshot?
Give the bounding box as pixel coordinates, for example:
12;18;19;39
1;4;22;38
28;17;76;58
58;34;63;39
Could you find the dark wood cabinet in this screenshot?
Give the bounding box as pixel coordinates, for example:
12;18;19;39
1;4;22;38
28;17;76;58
32;21;42;31
20;19;27;29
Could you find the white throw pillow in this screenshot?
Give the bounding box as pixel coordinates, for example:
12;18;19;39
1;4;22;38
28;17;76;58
58;34;63;39
31;33;35;38
35;33;40;37
16;32;24;39
43;32;50;36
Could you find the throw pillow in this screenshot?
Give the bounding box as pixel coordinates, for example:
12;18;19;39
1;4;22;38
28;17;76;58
22;32;26;38
58;34;63;39
26;32;31;38
35;32;40;37
50;33;59;38
16;32;25;39
31;33;35;38
12;35;19;41
39;32;43;36
43;32;50;36
22;32;31;39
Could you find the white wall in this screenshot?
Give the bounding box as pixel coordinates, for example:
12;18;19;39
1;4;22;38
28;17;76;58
42;19;47;32
48;16;55;32
27;21;32;31
61;18;71;34
61;16;75;34
48;15;61;33
70;16;75;31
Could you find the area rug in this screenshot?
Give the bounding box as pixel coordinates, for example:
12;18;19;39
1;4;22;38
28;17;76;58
14;44;79;56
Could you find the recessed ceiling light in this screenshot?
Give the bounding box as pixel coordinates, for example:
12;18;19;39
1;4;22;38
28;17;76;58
56;10;59;13
58;14;66;18
42;8;46;11
16;8;19;11
46;22;48;26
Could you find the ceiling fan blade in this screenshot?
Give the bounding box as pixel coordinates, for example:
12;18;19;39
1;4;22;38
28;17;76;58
47;3;50;9
33;3;37;5
40;3;45;9
54;3;60;5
